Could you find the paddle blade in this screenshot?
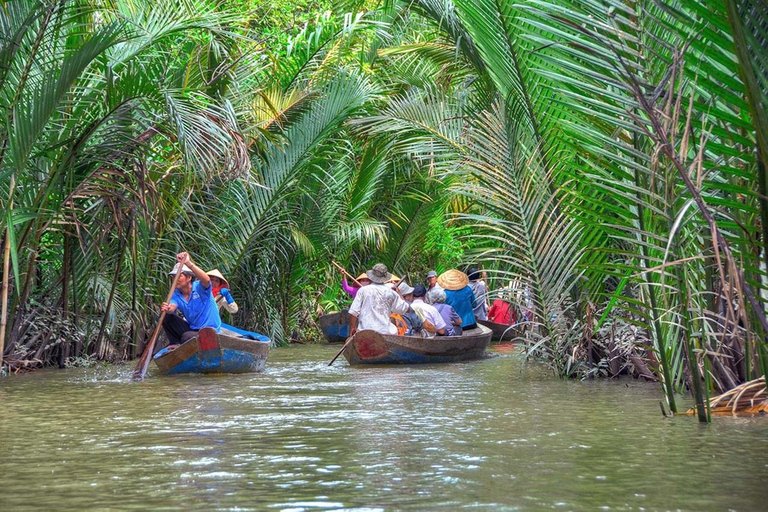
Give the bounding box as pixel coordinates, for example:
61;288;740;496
132;344;153;381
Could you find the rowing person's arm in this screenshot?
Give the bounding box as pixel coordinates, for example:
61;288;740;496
177;252;211;288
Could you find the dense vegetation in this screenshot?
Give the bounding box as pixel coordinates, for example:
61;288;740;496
1;0;766;421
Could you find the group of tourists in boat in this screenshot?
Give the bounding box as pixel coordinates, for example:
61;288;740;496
326;262;528;365
333;262;524;342
342;263;490;338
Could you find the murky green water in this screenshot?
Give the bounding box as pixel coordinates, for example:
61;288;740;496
1;344;767;511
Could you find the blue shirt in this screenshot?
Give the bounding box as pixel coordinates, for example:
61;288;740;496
170;280;221;332
444;286;477;328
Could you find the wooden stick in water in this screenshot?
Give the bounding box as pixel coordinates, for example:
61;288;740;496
328;335;355;366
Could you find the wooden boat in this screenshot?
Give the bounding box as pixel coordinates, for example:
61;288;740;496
153;327;270;375
342;324;492;365
318;310;351;343
478;319;521;342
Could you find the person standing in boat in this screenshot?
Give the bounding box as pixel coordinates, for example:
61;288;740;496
161;252;221;348
438;269;478;331
424;270;444;305
206;269;239;314
467;267;489;321
340;271;372;298
348;263;410;336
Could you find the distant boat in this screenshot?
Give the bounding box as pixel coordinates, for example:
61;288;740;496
153;327;270;375
318;310;351;343
477;319;521;342
341;324;492;365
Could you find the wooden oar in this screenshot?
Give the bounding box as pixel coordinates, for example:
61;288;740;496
331;260;362;287
327;274;407;366
328;334;355;366
132;267;183;381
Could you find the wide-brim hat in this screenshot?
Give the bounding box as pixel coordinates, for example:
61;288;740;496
366;263;392;283
206;269;229;287
169;263;193;276
437;269;469;291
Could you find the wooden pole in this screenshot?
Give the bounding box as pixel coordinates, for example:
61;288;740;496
331;260;362;288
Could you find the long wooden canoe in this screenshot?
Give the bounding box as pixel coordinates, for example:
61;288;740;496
153;327;270;375
341;324;492;365
477;319;521;342
318;310;351;343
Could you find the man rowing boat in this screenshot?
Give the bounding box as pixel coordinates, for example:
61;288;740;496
348;263;410;336
161;252;222;348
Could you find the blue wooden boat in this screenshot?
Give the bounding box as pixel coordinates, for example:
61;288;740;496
341;324;492;365
318;310;351;343
153;327;270;375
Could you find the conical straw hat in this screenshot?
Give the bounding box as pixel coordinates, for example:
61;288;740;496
437;269;469;291
356;273;370;282
387;274;401;283
206;269;229;287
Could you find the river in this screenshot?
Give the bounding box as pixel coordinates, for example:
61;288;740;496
1;344;767;510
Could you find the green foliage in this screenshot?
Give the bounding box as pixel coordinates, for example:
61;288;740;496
422;214;468;272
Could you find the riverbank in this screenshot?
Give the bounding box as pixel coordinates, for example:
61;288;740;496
1;344;766;510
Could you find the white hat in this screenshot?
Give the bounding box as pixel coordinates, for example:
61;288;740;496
397;281;415;295
169;263;193;276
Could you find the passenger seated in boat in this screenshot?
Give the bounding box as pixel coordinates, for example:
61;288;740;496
426;288;461;336
438;269;478;331
396;281;426;336
206;269;239;314
161;252;222;350
348;263;410;336
410;285;447;337
340;272;371;298
488;298;513;325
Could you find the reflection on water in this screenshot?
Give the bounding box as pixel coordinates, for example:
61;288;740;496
1;345;767;510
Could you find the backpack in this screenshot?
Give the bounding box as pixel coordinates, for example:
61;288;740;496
389;314;409;336
402;311;423;335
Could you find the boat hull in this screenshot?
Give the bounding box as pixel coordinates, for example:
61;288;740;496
342;325;492;365
478;319;521;342
318;311;351;343
153;331;270;375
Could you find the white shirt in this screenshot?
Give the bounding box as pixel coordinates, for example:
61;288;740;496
411;298;447;337
349;283;411;334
